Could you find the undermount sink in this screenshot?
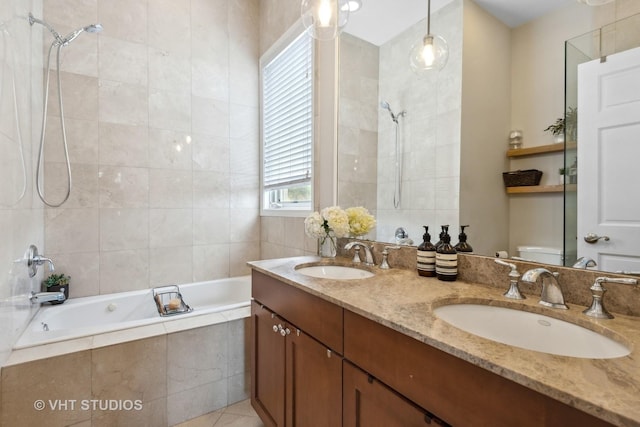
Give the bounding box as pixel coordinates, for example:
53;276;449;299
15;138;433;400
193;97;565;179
295;264;374;280
434;303;630;359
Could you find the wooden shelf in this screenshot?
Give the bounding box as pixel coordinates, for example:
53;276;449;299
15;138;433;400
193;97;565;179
507;142;577;158
506;184;576;194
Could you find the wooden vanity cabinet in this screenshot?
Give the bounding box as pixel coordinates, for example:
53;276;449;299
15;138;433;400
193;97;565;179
251;271;343;427
343;360;449;426
344;310;613;427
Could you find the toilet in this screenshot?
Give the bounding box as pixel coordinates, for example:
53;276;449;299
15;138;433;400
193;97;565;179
517;246;563;266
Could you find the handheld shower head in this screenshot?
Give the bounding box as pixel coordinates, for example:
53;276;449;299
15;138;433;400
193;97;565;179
380;101;405;123
61;23;102;45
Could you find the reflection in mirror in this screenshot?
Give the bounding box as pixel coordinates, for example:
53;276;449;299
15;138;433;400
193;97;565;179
565;12;640;275
337;1;640;275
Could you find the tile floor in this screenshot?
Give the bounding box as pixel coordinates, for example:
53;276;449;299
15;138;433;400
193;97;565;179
173;399;264;427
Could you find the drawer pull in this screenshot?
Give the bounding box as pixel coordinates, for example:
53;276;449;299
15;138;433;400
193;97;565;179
327;349;332;358
272;325;278;333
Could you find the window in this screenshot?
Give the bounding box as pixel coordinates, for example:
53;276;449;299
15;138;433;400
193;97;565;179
260;27;314;215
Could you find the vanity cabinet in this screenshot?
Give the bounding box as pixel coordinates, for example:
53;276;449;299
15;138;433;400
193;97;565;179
251;271;343;427
343;360;448;426
251;270;614;427
344;310;613;427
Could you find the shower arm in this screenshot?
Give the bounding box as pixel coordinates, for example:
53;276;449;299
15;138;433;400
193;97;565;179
28;13;63;45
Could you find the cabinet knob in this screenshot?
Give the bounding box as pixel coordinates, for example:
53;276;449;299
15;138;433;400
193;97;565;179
272;325;278;333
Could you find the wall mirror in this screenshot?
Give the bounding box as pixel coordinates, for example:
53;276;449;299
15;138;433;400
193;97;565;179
336;1;640;275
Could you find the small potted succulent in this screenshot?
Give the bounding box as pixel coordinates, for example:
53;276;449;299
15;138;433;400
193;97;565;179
558;168;566;185
42;273;70;304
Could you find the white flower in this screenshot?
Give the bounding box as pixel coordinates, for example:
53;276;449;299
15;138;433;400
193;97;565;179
321;206;350;238
304;211;326;238
346;206;376;236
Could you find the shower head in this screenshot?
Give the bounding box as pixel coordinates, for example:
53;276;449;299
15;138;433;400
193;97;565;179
28;13;102;46
61;23;102;45
380;101;405;123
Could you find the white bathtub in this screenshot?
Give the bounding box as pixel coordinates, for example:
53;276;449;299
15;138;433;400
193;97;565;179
14;276;251;349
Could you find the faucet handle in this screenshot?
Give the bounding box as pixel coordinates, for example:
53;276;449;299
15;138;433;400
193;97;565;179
379;246;401;269
494;259;525;300
583;277;637;319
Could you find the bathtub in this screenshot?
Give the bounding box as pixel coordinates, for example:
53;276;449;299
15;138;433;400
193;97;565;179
14;275;251;349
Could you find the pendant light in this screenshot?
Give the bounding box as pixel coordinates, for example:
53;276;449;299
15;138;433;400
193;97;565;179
301;0;350;41
409;0;448;72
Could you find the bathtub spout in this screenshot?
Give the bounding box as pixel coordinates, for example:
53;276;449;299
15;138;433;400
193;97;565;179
30;291;65;304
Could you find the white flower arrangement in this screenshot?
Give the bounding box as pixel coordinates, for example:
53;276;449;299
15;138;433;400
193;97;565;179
304;206;375;239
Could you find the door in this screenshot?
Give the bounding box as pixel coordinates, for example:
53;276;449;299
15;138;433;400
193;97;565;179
251;302;285;427
577;46;640;273
285;327;342;427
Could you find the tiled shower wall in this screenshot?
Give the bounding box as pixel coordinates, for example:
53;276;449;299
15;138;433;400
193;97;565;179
41;0;260;297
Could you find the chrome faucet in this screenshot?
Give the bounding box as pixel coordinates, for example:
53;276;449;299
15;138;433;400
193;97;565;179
29;291;65;304
26;244;55;278
494;259;525;300
572;257;597;269
521;268;568;309
344;241;375;266
583;276;637;319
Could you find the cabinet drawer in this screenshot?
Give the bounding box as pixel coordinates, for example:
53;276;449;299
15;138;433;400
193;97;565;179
344;310;613;427
252;270;343;354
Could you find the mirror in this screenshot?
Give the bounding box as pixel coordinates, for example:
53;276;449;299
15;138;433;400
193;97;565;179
336;2;640;274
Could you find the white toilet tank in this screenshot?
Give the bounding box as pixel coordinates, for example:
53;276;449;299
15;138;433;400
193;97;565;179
517;246;563;265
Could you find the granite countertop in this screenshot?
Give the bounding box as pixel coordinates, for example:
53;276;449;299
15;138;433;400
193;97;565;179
249;256;640;427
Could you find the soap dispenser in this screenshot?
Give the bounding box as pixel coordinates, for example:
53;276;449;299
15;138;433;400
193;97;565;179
436;225;457;282
435;225;447;251
417;226;436;277
454;225;473;253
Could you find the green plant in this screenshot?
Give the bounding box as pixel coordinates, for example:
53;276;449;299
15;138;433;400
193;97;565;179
544;117;565;136
559;168;566;175
565;107;578;141
43;273;70;288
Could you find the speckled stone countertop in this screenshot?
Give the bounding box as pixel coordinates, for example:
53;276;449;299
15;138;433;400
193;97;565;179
249;256;640;427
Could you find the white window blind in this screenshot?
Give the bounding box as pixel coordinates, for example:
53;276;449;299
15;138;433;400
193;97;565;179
262;31;313;191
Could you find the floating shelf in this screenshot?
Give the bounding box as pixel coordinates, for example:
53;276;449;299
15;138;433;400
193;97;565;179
506;142;577;158
506;184;577;194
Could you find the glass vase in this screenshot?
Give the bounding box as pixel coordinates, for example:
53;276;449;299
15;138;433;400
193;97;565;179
319;234;337;258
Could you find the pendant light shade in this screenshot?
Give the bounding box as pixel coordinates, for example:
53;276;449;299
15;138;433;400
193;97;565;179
409;0;449;73
301;0;350;41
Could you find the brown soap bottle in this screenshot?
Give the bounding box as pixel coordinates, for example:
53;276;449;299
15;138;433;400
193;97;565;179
436;225;457;282
417;226;436;277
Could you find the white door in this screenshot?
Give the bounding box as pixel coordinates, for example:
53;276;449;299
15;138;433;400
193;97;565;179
577;46;640;273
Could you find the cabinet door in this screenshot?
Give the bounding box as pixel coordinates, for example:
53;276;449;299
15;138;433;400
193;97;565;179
286;327;342;427
343;361;447;427
251;302;285;427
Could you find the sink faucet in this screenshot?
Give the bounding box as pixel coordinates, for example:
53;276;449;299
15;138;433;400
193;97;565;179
29;291;65;304
344;241;375;266
521;268;568;309
583;276;637;319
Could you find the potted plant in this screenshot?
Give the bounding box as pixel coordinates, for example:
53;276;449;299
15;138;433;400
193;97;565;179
544;117;565;143
558;168;566;185
565;107;578;142
42;273;70;304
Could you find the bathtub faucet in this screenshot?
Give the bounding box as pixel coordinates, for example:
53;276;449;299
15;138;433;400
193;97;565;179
26;244;55;278
29;291;65;304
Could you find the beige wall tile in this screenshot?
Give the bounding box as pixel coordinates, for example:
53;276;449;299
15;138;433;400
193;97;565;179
44;162;99;208
230;243;260;276
148;48;191;93
99;208;149;251
192;134;230;173
92;335;167;401
148;128;193;170
99;249;149;293
149;209;193;248
99;80;148;126
148;0;191;55
45;208;99;254
1;350;92;426
149;246;193;286
43;117;99;164
92;396;167;427
99;36;149;86
99;122;149;168
167;379;228;426
149;88;191;132
193;171;230;209
193;244;230;281
47;72;99;121
149;169;193;208
99;166;149;208
47;251;100;298
98;0;148;44
192;96;229;137
193;209;230;245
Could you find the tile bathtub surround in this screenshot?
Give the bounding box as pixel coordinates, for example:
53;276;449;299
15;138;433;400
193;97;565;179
40;0;261;296
0;317;251;426
338;238;640;317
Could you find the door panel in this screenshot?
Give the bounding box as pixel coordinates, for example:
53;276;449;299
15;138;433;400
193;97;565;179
577;46;640;273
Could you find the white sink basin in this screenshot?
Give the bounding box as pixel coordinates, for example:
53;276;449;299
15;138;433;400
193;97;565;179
434;304;630;359
295;265;374;280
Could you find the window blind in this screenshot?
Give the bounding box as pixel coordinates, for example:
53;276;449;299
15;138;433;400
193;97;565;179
262;32;313;191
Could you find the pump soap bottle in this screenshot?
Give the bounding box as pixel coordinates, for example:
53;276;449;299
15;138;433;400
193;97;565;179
454;225;473;253
436;225;457;281
417;226;436;277
435;225;447;251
